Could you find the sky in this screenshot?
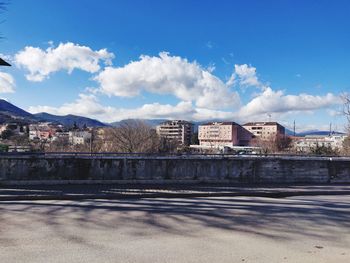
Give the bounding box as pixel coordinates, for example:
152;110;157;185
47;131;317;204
0;0;349;131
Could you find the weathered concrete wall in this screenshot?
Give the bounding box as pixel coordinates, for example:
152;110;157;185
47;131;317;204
0;155;350;184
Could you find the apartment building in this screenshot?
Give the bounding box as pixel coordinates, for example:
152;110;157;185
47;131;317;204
198;122;252;147
156;120;194;146
243;122;285;140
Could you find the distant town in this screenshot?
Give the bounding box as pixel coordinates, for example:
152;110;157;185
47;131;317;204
0;98;349;155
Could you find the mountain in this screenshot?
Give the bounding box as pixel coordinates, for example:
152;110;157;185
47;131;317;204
297;130;345;137
0;99;37;124
0;99;107;127
110;119;169;127
109;118;227;132
34;112;107;128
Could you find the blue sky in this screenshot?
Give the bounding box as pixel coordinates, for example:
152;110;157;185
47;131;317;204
0;0;349;131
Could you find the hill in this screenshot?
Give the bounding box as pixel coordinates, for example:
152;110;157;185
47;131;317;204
34;112;107;128
0;99;107;127
0;99;37;124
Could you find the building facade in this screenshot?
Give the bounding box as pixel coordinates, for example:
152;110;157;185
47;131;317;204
198;122;252;147
156;120;194;146
68;131;92;145
293;134;347;153
243;122;285;140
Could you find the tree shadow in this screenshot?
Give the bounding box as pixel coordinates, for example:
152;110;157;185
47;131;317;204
0;195;350;249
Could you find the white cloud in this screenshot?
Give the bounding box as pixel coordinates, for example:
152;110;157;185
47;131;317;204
94;52;240;110
28;87;342;124
0;72;15;93
24;48;343;125
237;87;341;119
226;64;262;89
28;94;197;122
234;64;260;87
15;42;114;81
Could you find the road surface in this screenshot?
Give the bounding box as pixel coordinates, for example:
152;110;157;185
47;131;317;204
0;195;349;262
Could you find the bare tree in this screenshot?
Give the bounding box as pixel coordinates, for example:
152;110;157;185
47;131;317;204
250;134;292;154
341;93;350;155
342;93;350;132
104;120;160;153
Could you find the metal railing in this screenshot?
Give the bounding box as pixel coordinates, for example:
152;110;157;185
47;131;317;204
0;151;349;159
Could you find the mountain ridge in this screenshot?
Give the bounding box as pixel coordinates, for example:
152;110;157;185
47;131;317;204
0;99;107;127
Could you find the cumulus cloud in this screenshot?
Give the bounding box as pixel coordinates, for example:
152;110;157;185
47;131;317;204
28;94;197;123
227;64;261;88
237;87;341;119
94;52;240;110
28;87;342;123
0;72;15;93
24;47;343;124
15;42;114;81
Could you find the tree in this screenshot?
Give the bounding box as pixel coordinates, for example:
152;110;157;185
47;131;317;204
191;132;199;145
1;128;14;140
250;134;292;154
104;120;160;153
310;144;339;156
46;137;70;152
158;137;179;153
275;134;292;152
341;93;350;155
342;137;350;156
342;93;350;132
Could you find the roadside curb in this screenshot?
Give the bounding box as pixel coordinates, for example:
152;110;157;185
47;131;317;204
1;190;350;201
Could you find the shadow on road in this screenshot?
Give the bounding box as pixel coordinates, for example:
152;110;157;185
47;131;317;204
0;195;350;248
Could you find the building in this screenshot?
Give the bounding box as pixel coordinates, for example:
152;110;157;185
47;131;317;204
198;122;252;148
28;123;60;141
243;122;285;140
156;120;194;146
68;131;92;145
293;134;347;153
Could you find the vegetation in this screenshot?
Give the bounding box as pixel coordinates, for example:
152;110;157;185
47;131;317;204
251;134;292;154
103;120;160;153
0;144;8;152
310;144;338;156
341;93;350;155
191;132;199;145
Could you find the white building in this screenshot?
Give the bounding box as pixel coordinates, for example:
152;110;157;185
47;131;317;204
294;134;347;152
69;131;92;145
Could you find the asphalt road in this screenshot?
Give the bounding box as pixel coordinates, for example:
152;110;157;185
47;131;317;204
0;195;349;263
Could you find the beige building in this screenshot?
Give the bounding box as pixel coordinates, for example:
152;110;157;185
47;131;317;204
156;120;194;146
198;122;252;147
68;131;92;145
243;122;285;140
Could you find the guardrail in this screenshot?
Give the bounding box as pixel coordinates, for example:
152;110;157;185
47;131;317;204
0;151;349;159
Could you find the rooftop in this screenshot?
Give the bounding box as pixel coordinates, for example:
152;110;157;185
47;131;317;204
243;122;281;126
200;122;239;126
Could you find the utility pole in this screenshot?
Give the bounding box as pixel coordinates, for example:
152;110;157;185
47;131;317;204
293;120;296;137
90;129;94;156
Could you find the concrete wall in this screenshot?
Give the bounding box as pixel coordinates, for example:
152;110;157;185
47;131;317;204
0;155;349;184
